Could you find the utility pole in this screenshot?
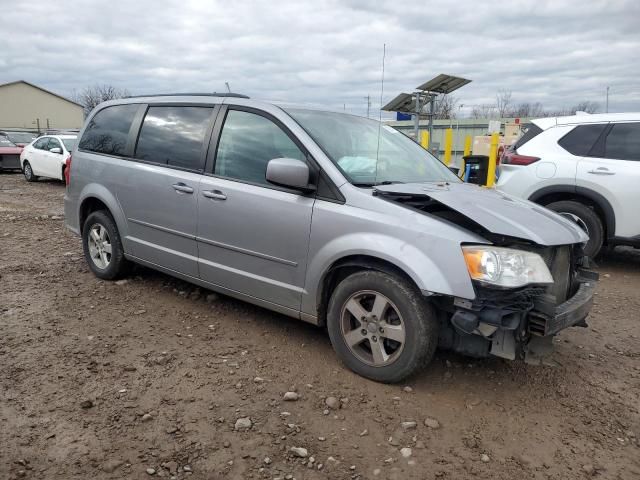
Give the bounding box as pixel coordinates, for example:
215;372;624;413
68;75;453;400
365;95;371;118
605;86;610;113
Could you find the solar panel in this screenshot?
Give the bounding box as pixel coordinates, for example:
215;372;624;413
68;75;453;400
416;74;471;94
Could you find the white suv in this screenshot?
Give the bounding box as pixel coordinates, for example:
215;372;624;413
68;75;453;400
496;113;640;257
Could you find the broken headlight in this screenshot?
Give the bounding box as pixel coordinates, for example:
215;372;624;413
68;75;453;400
462;245;553;288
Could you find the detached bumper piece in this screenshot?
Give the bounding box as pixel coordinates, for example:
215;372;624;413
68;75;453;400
528;269;598;337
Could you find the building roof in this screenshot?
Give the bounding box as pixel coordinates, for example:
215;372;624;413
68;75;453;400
0;80;84;108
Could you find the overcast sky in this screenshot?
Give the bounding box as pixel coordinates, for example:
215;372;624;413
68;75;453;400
1;0;639;118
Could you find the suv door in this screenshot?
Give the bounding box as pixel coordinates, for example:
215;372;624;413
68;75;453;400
197;107;315;311
576;122;640;238
116;104;218;277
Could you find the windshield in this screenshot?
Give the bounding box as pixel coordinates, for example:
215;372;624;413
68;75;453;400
62;138;77;151
285;108;459;186
0;136;16;147
7;132;36;144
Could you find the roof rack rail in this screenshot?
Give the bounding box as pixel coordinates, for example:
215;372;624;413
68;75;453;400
123;92;250;99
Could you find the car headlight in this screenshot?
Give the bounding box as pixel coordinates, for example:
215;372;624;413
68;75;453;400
462;245;553;288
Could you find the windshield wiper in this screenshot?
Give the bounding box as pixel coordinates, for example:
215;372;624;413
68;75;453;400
352;180;405;187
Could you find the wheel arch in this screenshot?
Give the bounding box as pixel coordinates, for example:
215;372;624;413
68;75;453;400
77;185;128;239
314;255;422;327
528;185;615;241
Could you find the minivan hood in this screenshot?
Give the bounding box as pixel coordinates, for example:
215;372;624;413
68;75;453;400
374;182;588;246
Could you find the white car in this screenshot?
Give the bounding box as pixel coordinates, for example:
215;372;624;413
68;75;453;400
20;134;77;183
496;113;640;258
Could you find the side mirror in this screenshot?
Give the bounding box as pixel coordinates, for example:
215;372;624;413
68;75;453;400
49;147;62;154
266;158;315;192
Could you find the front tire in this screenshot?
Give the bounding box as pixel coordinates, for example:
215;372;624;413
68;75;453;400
23;161;37;182
82;210;129;280
546;200;604;258
327;270;438;383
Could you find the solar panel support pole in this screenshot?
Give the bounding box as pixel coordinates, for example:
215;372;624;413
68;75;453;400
428;95;435;146
414;93;420;140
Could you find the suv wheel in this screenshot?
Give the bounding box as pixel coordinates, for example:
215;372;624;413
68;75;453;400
23;161;37;182
546;200;604;258
82;210;129;280
327;270;438;383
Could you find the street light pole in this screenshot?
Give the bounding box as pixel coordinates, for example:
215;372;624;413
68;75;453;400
605;86;610;113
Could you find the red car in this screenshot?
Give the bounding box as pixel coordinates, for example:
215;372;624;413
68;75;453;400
0;135;24;171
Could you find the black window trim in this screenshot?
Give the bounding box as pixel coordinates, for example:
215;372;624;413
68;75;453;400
205;104;327;197
131;102;220;174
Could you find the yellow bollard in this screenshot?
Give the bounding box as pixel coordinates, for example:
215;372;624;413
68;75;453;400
459;135;473;178
486;132;500;187
420;131;429;149
443;128;453;165
463;135;472;157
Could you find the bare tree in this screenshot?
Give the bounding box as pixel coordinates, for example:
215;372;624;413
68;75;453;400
72;85;131;115
509;102;545;118
470;104;498;119
495;89;512;118
434;94;458;119
571;101;599;114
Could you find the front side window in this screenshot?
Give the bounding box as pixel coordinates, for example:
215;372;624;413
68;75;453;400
214;110;305;186
558;124;607;156
79;104;139;156
135;106;214;171
285;108;459;186
603;123;640;161
33;137;49;150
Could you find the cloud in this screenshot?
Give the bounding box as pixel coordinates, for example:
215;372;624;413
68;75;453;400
1;0;638;117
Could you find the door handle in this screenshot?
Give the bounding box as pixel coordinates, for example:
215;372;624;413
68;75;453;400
202;189;227;200
587;167;615;175
172;183;194;194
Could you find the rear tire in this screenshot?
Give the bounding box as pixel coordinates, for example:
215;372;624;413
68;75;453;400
327;270;438;383
82;210;129;280
546;200;604;258
23;161;37;182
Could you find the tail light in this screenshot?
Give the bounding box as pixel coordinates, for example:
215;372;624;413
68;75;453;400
500;150;540;166
64;155;72;185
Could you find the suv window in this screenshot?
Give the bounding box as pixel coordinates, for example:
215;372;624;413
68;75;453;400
79;104;139;156
603;123;640;161
513;123;542;150
558;124;607;156
135;106;214;171
215;110;305;186
33;137;49;149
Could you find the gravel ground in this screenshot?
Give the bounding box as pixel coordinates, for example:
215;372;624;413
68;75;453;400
1;172;639;480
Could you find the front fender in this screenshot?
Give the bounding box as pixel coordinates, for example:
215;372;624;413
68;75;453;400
301;231;477;316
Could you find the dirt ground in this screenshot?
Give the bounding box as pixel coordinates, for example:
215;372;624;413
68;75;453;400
1;171;638;480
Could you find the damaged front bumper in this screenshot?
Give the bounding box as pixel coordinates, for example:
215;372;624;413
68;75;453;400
439;267;598;363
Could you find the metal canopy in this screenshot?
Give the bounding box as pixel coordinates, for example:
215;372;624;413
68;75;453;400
416;74;471;94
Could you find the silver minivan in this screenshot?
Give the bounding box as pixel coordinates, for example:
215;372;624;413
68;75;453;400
64;94;598;382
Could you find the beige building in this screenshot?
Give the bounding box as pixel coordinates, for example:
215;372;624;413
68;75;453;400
0;80;84;131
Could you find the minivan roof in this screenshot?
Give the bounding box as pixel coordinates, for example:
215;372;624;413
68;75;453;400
532;112;640;130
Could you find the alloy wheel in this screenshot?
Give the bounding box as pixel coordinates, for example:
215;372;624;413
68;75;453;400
339;290;406;367
87;223;112;269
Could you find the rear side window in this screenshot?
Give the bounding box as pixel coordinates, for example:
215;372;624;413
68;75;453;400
513;123;542;150
79;104;139;156
558;124;607;156
603;123;640;161
135;106;213;171
214;110;305;186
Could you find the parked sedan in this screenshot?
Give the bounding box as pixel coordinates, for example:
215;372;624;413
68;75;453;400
0;135;25;170
20;134;77;183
